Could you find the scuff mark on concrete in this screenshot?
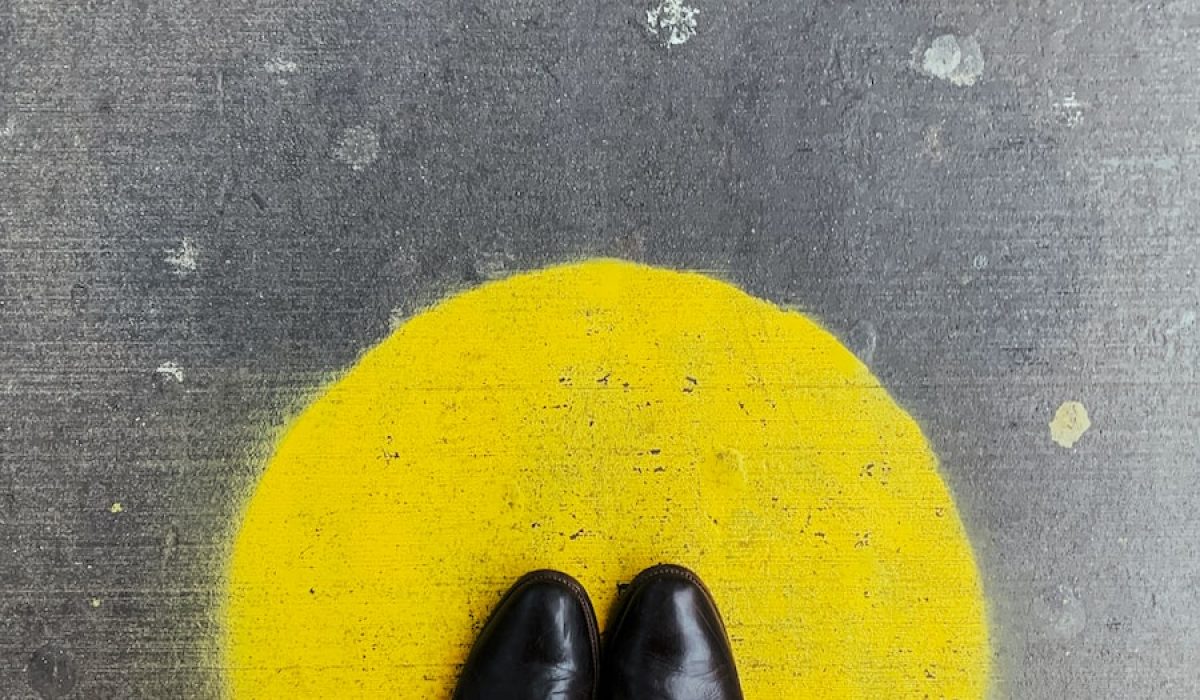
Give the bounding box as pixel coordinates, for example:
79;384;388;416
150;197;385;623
923;124;945;162
1033;584;1087;639
646;0;699;46
1098;155;1179;172
334;126;380;171
165;238;199;274
916;34;985;87
1164;310;1196;337
264;56;299;74
846;320;878;365
1053;92;1087;128
155;361;185;383
264;56;300;85
387;307;408;332
1050;401;1091;448
475;250;514;279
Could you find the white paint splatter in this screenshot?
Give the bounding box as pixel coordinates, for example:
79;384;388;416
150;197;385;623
1050;401;1091;448
972;253;989;270
89;598;102;608
155;361;185;383
922;35;960;76
918;34;985;87
264;56;299;74
165;238;199;274
646;0;699;46
334;126;380;171
1053;92;1087;128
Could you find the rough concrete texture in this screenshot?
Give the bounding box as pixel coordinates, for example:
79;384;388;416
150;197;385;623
1;0;1198;697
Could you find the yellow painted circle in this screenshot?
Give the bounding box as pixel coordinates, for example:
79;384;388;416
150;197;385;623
224;259;989;698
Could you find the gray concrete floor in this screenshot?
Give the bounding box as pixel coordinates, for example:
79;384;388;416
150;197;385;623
2;0;1198;697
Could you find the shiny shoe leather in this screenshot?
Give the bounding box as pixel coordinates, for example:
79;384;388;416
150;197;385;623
453;569;599;700
599;564;744;700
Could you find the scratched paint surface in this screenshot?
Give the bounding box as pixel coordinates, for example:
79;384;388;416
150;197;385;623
224;260;989;698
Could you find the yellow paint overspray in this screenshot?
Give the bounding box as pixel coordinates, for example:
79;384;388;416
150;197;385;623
223;259;990;698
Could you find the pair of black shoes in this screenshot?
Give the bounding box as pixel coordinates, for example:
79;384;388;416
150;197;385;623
453;564;744;700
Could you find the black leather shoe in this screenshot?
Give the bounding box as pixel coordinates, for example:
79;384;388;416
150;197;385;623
599;564;744;700
453;570;599;700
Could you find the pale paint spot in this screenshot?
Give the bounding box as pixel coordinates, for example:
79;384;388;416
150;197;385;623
972;254;989;270
1098;155;1179;172
646;0;699;46
921;35;960;76
1050;401;1091;448
109;502;124;514
334;126;380;171
89;598;102;608
264;57;299;74
1053;92;1086;128
845;320;878;365
923;124;945;162
1032;584;1086;639
919;34;985;87
1164;310;1196;337
165;238;199;274
475;250;514;279
163;526;180;559
155;361;185;383
387;307;408;332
